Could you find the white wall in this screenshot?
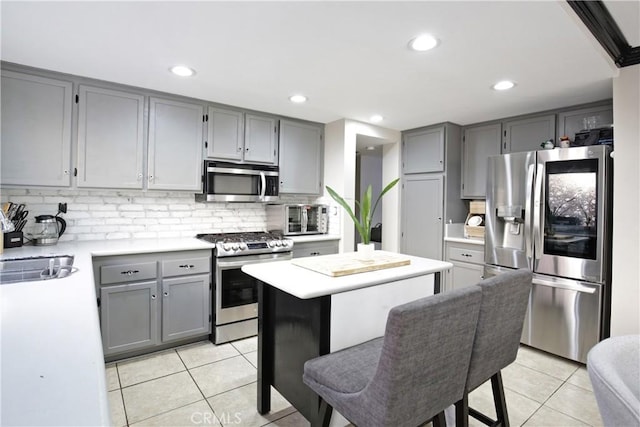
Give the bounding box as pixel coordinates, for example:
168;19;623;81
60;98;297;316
324;119;401;253
610;64;640;336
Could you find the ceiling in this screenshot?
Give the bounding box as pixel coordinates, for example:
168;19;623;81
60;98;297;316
1;1;635;131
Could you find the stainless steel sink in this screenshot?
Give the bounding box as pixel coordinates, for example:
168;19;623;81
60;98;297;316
0;255;75;284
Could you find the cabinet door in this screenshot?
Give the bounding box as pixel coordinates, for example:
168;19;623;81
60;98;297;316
207;106;244;161
292;241;339;258
450;262;484;291
1;71;73;186
161;274;211;342
244;114;278;164
77;85;145;188
557;105;613;141
402;127;445;174
279;120;323;194
503;114;555;153
148;97;204;190
461;123;501;199
100;281;158;355
401;175;443;260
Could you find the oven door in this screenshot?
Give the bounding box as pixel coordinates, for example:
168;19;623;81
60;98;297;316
215;252;292;325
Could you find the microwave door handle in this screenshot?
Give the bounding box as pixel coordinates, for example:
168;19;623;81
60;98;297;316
259;172;266;200
302;209;308;233
533;163;544;260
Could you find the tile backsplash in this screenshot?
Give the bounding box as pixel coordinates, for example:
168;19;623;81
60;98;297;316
0;188;330;242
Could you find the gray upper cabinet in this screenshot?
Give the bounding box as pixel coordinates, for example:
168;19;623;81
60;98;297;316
244;114;278;165
1;71;73;187
461;123;501;199
557;104;613;141
279;120;323;194
206;109;278;165
148;97;204;191
402;174;444;260
402;127;445;174
77;85;145;189
502;114;555;153
206;106;244;161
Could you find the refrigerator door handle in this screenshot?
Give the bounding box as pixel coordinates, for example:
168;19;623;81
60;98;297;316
533;277;598;294
525;163;535;263
533;163;544;260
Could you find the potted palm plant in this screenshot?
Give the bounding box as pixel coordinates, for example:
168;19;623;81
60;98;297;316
326;178;400;258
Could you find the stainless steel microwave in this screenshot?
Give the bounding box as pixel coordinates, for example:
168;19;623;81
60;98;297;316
266;204;329;235
196;161;279;203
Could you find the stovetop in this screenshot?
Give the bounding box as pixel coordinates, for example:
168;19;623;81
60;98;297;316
196;231;293;257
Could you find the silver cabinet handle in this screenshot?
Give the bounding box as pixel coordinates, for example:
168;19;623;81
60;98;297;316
137;173;143;181
151;294;156;299
63;170;70;175
163;291;169;297
179;264;195;269
148;175;154;182
120;270;140;275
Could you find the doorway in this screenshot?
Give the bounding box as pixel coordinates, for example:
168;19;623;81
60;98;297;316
355;135;385;251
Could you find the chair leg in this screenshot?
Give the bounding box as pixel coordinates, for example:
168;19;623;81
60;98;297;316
490;372;509;427
455;393;469;427
311;397;333;427
432;410;447;427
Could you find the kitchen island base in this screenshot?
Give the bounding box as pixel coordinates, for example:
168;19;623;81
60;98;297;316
257;274;438;425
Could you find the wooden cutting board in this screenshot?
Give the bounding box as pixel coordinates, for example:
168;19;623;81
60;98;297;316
291;251;411;277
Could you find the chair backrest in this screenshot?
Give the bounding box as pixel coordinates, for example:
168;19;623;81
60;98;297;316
588;335;640;427
360;285;483;426
466;269;533;391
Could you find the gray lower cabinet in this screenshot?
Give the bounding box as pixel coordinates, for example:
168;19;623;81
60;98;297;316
1;70;73;187
461;123;501;199
502;114;556;153
95;250;211;359
292;240;339;258
162;274;211;342
401;175;443;260
100;280;159;355
77;85;145;189
402;126;445;174
279;120;323;194
444;241;484;291
148;97;204;191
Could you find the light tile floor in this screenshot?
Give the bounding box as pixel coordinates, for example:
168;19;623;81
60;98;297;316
107;338;603;427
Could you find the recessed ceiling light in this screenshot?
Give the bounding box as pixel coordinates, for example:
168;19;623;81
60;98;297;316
289;94;308;103
409;34;439;52
366;146;376;151
170;65;195;77
493;80;516;91
370;114;384;123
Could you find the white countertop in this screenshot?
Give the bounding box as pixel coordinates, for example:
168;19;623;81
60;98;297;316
286;234;341;243
444;223;485;246
0;237;215;426
242;251;452;299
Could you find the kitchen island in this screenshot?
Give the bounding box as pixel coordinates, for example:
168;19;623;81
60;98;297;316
242;251;452;425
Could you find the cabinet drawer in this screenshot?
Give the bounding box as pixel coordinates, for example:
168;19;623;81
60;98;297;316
101;262;157;285
447;247;484;265
162;257;210;277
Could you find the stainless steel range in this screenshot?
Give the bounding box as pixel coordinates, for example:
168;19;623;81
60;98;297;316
196;231;293;344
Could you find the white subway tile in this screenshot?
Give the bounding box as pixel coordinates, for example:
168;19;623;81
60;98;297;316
106;232;131;240
77;233;107;241
132;232;158;239
76;219;105;226
105;218;133;225
118;205;144;211
91;226;120;233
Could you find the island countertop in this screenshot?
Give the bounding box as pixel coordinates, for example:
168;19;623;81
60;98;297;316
242;251;452;299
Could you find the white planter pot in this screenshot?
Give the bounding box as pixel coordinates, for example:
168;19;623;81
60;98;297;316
356;243;375;260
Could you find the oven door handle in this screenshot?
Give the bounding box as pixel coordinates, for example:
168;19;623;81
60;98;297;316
217;256;290;269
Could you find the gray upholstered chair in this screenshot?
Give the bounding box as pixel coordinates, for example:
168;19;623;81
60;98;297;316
302;285;483;427
453;269;533;427
587;335;640;427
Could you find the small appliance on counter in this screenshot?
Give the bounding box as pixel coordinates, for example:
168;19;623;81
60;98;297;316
266;204;329;235
33;203;67;246
464;200;485;239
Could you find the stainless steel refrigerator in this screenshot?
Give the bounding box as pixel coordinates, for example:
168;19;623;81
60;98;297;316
484;145;613;363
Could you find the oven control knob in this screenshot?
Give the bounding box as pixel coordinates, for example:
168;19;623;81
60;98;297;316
275;240;282;247
268;240;276;248
239;243;247;251
222;244;231;252
231;244;239;251
282;240;290;247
